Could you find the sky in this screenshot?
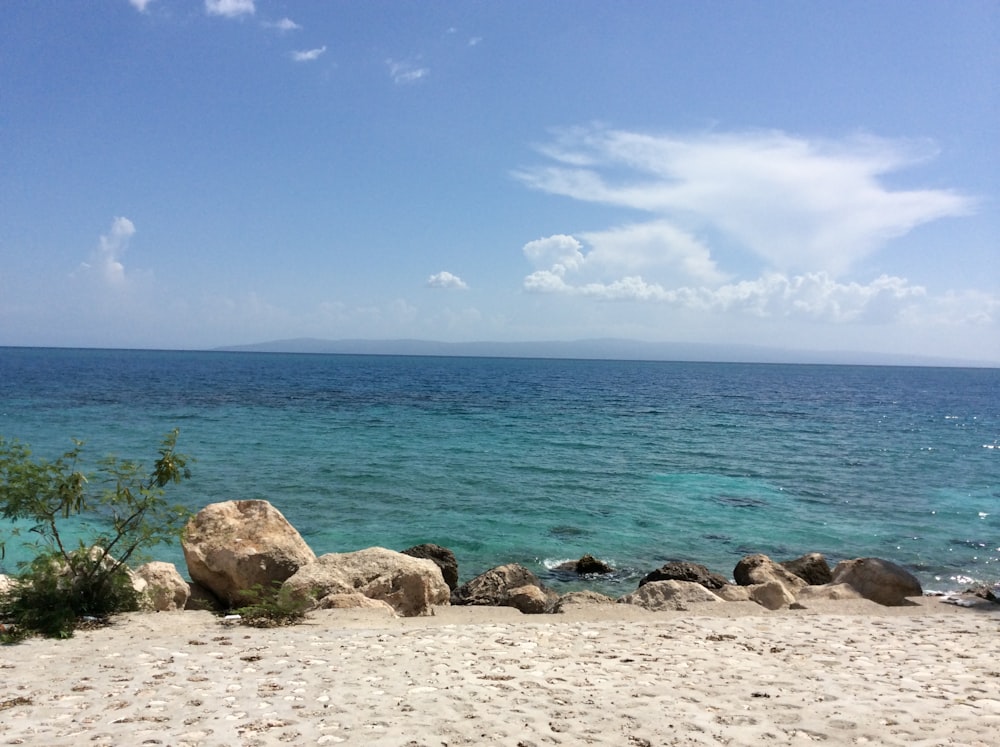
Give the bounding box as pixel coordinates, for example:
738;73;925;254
1;1;998;363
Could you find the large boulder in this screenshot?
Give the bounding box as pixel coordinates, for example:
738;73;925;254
283;547;449;617
830;558;922;606
451;563;558;613
619;580;724;611
734;554;807;593
639;561;729;590
401;543;459;591
779;553;833;585
182;500;316;606
135;561;190;611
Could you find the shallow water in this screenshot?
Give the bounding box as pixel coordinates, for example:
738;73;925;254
1;347;997;594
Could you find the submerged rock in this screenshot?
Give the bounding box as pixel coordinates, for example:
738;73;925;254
554;554;614;576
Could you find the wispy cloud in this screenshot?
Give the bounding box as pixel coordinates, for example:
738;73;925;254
291;46;326;63
205;0;255;19
128;0;155;12
77;217;136;287
426;271;469;290
387;58;429;84
516;127;973;278
264;17;301;32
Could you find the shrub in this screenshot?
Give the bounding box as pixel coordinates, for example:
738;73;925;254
233;582;311;628
0;430;191;639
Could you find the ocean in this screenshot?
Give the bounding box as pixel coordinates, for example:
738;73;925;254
1;347;997;595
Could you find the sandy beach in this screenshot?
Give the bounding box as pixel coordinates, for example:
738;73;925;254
1;598;998;746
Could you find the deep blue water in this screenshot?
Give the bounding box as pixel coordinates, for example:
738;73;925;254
1;347;997;594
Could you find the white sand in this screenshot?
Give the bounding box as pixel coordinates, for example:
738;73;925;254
2;598;998;746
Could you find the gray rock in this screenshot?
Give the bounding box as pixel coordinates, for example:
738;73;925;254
830;557;922;606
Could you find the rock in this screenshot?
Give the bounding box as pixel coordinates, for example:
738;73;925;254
830;558;922;606
135;561;190;611
507;584;551;614
779;553;832;585
182;500;317;606
282;547;449;617
318;592;396;613
619;580;724;611
796;583;864;602
553;590;617;612
401;543;459;591
639;561;729;590
747;581;795;610
451;563;558;613
0;574;15;597
185;581;222;612
713;583;752;602
733;554;807;593
554;554;614;575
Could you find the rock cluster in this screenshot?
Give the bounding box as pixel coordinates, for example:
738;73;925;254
13;498;969;621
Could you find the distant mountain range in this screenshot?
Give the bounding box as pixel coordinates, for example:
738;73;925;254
213;337;990;367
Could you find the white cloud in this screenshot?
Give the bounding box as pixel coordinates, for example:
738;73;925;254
291;46;326;63
387;58;429;84
205;0;255;19
516;127;973;277
77;216;136;287
128;0;154;12
264;17;301;32
522;235;585;276
426;271;469;290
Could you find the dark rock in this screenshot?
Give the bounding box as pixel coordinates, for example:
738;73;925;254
553;554;614;576
639;561;729;591
451;563;558;612
401;543;459;592
779;553;832;585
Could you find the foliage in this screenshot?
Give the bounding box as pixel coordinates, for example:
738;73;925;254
233;582;311;628
0;430;191;639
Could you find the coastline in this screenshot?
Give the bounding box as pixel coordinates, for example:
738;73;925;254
3;598;998;746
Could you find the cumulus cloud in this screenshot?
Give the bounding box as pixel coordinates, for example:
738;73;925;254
387;58;429;84
205;0;254;18
426;271;469;290
128;0;155;12
77;217;136;287
523;266;930;324
264;17;301;32
291;46;326;62
515;127;973;277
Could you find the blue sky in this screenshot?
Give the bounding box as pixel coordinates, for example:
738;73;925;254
2;1;998;362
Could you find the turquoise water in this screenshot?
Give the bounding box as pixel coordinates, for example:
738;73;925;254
1;347;997;594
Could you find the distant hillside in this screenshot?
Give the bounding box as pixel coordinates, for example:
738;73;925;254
212;337;986;367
